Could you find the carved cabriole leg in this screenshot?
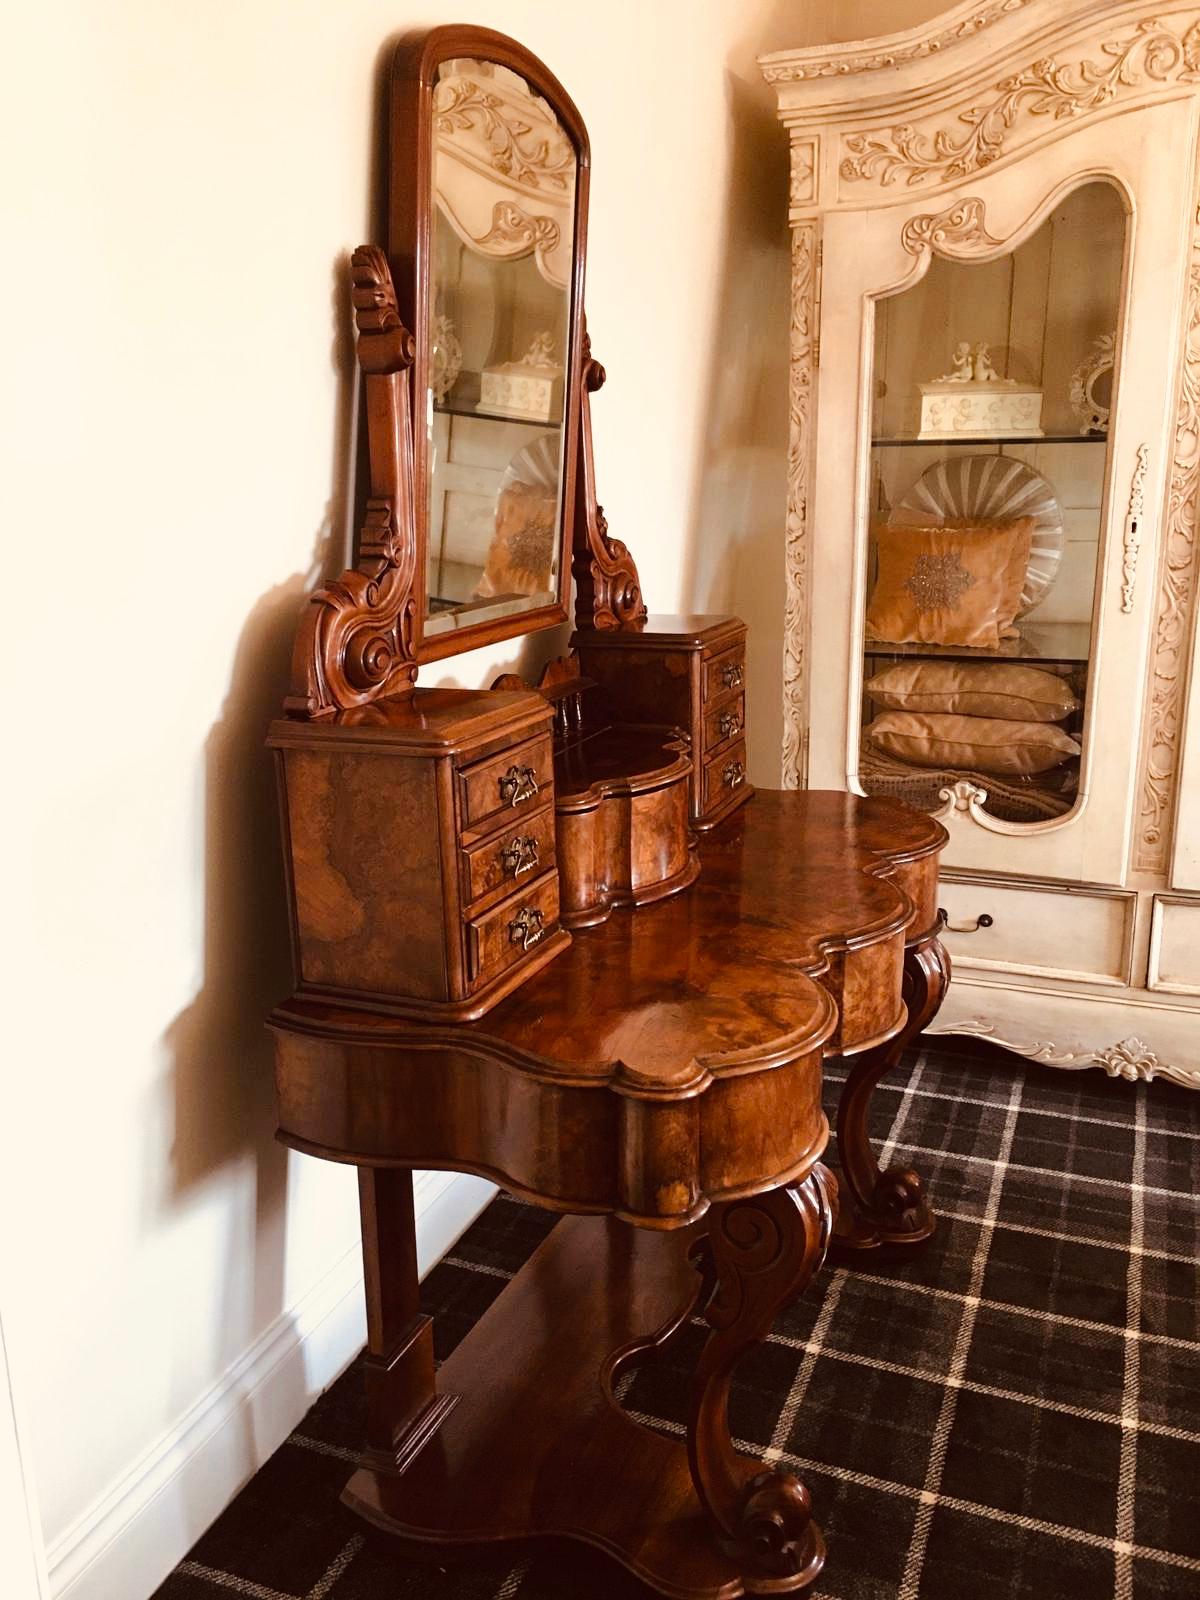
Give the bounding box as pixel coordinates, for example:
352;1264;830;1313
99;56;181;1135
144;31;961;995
687;1166;837;1594
832;927;951;1256
357;1168;457;1474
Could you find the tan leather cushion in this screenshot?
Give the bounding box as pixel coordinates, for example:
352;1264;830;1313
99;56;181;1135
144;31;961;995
865;662;1079;723
865;519;1033;648
864;712;1081;775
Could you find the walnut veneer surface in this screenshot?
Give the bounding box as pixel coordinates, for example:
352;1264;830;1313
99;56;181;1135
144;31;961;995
273;789;945;1224
271;788;946;1597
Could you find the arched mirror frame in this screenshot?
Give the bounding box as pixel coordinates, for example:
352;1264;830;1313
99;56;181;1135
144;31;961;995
387;26;591;662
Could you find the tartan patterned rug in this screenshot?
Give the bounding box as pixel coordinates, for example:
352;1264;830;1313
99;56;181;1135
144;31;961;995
154;1045;1200;1600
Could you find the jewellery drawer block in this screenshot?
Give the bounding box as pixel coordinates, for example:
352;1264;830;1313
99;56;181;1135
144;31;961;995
466;871;561;988
269;687;569;1021
459;803;557;911
702;739;748;814
571;613;753;831
457;734;555;831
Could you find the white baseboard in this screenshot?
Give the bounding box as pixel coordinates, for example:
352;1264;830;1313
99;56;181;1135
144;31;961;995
46;1170;496;1600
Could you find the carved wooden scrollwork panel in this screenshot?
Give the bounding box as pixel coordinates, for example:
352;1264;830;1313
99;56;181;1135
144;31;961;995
285;246;420;718
1138;169;1200;869
781;222;820;789
571;327;646;632
840;16;1200;193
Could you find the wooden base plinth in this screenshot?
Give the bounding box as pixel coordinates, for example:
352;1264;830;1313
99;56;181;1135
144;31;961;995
343;1212;823;1599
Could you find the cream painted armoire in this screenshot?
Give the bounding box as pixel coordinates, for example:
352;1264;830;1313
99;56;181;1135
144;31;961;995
763;0;1200;1090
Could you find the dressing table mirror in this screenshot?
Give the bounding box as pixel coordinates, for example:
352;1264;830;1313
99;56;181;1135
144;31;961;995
394;32;588;655
266;23;949;1599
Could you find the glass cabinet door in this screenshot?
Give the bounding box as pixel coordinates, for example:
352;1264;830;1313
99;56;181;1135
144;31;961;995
860;181;1125;825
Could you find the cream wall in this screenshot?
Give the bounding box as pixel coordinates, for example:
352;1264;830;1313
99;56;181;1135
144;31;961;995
6;3;939;1598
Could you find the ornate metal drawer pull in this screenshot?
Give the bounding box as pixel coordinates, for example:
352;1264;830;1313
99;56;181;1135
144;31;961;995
720;662;744;690
508;905;546;951
499;835;540;879
498;764;539;807
723;760;745;789
937;907;993;934
717;710;741;740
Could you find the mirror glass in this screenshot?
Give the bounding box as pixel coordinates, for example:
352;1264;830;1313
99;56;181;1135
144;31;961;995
861;180;1126;825
422;57;577;638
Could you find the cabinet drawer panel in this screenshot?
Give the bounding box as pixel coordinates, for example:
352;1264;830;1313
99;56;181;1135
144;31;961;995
702;740;748;812
460;804;557;910
703;645;745;703
702;693;745;754
1148;897;1200;994
457;735;554;831
467;872;561;989
938;877;1134;986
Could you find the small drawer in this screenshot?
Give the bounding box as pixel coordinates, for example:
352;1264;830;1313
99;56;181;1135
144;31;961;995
702;693;745;753
1148;896;1200;994
466;872;561;989
703;645;745;702
460;803;557;910
457;734;554;832
702;740;748;812
937;876;1135;986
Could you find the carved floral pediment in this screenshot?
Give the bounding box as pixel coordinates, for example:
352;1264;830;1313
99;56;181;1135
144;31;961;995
839;15;1200;194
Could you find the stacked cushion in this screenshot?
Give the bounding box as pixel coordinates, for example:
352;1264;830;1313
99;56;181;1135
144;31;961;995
864;711;1080;776
865;661;1079;723
864;661;1081;776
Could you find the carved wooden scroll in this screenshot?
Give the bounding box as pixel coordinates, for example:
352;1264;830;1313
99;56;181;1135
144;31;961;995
571;323;647;633
285;245;420;717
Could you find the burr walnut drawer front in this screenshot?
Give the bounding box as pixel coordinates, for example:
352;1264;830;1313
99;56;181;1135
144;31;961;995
460;803;557;910
466;871;561;988
457;735;555;832
703;645;745;703
702;693;745;754
702;739;748;811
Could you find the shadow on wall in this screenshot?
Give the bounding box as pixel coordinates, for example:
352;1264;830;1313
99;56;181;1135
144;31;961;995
681;45;791;787
161;249;360;1433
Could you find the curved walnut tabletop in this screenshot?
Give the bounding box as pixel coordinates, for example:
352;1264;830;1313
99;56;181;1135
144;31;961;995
269;790;947;1599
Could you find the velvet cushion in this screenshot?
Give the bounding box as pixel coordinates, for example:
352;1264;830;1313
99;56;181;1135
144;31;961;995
865;519;1033;648
864;712;1081;775
864;662;1079;723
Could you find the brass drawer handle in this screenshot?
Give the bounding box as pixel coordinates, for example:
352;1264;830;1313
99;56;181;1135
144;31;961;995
508;905;546;951
723;759;745;789
937;907;993;934
498;764;539;807
717;710;741;740
499;835;540;879
720;662;743;690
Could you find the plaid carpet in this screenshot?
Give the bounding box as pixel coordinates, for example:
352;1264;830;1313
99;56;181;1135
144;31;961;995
154;1045;1200;1600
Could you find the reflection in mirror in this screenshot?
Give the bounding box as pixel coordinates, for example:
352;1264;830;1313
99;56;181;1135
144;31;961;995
862;181;1126;825
423;57;577;637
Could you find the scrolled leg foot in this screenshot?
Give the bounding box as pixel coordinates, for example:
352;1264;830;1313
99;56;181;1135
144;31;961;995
832;930;949;1258
687;1165;836;1594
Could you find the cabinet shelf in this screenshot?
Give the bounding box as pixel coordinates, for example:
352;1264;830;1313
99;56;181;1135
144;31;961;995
435;402;561;431
871;433;1107;449
864;620;1091;667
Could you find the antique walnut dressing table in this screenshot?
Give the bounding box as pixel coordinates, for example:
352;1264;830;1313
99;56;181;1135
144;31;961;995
268;27;948;1598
